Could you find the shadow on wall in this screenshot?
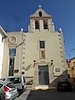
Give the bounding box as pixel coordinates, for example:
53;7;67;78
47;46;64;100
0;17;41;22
26;70;69;87
50;69;68;87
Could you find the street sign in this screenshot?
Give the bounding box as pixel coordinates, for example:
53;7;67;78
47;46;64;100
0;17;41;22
9;48;16;56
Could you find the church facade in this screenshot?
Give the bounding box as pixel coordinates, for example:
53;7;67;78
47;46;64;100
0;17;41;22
1;6;67;87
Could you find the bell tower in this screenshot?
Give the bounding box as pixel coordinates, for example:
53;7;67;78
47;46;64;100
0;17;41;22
28;5;55;32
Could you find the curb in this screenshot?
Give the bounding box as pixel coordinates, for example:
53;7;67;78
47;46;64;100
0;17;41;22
15;89;31;100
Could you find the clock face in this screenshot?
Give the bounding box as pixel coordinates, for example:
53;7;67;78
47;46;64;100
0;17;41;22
8;36;16;43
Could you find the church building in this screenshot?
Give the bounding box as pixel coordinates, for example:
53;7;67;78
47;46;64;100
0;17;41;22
1;6;67;87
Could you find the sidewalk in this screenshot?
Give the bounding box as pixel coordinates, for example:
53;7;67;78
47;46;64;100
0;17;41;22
15;89;31;100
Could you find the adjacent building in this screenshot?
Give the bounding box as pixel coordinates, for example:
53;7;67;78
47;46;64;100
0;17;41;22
0;26;7;77
1;6;67;87
67;57;75;83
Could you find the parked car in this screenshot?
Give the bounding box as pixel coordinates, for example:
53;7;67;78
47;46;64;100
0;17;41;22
0;88;5;100
0;75;27;94
57;79;72;92
0;81;19;100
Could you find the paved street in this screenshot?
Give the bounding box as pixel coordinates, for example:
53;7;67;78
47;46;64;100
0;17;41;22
27;89;75;100
16;88;75;100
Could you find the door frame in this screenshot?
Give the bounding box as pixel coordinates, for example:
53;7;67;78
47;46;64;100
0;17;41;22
38;65;49;85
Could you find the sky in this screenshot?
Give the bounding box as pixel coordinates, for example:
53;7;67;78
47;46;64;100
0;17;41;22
0;0;75;59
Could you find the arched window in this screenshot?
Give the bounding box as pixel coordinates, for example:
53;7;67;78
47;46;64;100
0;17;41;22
43;20;48;29
9;57;14;76
39;11;42;17
35;20;39;29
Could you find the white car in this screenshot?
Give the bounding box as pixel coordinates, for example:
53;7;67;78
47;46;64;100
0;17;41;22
0;75;27;94
0;81;19;100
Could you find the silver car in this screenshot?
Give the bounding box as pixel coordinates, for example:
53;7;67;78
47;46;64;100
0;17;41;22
0;81;19;100
0;75;27;94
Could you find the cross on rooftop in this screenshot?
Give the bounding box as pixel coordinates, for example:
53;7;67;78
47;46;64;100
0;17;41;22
39;5;42;9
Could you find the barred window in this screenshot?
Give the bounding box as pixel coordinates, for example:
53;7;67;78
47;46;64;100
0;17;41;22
40;41;45;48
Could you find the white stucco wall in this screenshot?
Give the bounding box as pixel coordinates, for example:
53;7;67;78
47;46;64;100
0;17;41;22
1;30;67;80
0;34;4;78
25;31;67;77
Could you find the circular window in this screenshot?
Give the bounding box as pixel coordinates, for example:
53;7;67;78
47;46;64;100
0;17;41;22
8;36;16;43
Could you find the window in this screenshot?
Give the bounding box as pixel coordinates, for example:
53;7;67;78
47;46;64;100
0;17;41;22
73;62;75;66
43;20;48;29
8;78;21;84
22;61;25;64
39;11;42;17
0;78;5;81
22;56;25;59
6;83;15;88
35;20;39;29
9;58;14;76
40;41;45;48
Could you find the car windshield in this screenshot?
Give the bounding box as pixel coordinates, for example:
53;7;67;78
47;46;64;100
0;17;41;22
6;83;15;88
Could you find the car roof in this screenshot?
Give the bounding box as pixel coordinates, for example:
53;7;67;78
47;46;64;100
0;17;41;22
1;75;25;79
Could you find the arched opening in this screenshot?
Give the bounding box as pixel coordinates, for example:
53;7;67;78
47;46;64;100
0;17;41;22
39;11;42;17
43;20;48;29
35;20;39;29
